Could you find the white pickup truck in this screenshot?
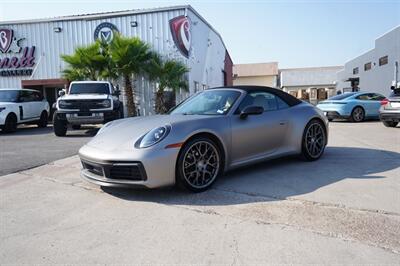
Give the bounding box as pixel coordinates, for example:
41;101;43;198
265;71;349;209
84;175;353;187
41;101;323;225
0;89;49;133
53;81;123;136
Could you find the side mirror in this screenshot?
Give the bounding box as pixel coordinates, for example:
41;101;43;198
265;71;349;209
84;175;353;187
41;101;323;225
240;106;264;119
113;90;121;96
58;90;65;97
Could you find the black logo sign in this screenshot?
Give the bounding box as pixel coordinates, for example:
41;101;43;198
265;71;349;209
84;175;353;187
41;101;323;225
94;22;119;43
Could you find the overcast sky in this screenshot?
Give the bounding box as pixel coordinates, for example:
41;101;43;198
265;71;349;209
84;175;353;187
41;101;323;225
1;0;399;68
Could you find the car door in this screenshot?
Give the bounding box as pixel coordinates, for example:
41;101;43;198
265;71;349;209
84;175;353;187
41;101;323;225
354;93;373;115
230;91;289;164
18;90;35;121
30;91;45;118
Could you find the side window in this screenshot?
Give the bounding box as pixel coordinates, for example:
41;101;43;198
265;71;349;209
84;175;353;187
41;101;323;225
369;93;385;101
356;94;369;100
276;96;289;109
19;91;32;102
32;91;43;101
237;91;279;113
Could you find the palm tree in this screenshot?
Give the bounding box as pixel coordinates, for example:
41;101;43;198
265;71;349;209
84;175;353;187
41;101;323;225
109;34;152;117
147;53;189;114
61;41;107;81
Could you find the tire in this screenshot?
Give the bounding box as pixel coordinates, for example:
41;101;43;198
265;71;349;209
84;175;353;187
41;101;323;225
382;121;398;128
301;119;327;161
350;106;365;122
37;111;48;128
176;137;223;192
53;112;67;136
3;113;17;133
72;125;81;130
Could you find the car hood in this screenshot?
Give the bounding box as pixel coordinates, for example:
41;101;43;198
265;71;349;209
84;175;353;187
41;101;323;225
60;94;110;100
86;114;214;152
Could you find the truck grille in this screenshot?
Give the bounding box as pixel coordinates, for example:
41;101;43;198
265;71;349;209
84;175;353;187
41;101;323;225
63;99;107;110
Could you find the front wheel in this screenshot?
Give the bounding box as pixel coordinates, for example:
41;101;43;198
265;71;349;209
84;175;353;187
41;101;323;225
176;137;223;192
3;113;17;133
53;112;67;136
351;107;365;122
382;121;398;128
301;119;327;161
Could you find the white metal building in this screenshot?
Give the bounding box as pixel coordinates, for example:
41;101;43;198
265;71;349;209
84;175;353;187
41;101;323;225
0;5;233;116
279;66;343;104
337;26;400;96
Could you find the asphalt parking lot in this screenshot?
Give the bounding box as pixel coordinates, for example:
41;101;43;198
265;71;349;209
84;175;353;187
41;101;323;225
0;125;98;176
0;121;399;264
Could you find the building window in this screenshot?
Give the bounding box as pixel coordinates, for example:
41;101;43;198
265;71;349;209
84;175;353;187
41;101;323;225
202;84;207;91
194;81;199;92
364;62;372;71
379;56;388;66
353;67;359;75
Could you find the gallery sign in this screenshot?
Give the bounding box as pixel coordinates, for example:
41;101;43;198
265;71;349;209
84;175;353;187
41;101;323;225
0;28;36;77
169;16;191;58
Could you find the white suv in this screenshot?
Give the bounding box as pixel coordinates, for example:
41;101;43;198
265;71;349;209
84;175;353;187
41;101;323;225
53;81;123;136
0;89;50;133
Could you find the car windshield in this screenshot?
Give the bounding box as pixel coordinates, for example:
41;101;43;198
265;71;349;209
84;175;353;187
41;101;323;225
328;92;357;100
170;90;241;115
69;83;110;94
0;90;19;102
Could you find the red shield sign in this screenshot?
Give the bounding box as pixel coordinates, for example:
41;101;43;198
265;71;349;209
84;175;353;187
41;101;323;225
169;16;191;58
0;29;13;53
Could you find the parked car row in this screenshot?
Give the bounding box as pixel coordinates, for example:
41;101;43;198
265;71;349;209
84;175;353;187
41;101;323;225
316;89;400;127
0;89;49;133
1;85;399;134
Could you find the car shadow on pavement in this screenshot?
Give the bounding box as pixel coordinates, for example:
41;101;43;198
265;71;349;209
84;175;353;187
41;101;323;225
102;146;400;206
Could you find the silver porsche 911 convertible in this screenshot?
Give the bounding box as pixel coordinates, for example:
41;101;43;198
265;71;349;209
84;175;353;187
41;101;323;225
79;86;328;192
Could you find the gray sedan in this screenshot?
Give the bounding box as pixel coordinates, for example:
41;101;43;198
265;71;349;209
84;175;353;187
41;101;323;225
79;86;329;192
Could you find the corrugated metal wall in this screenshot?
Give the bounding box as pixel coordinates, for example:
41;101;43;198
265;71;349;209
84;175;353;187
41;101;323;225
0;8;228;115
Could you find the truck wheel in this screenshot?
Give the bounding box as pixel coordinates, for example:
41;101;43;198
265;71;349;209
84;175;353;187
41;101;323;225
3;113;17;133
53;112;67;136
72;125;81;130
382;121;398;128
37;111;48;128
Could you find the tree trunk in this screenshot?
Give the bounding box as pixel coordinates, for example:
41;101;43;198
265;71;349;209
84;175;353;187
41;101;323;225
124;74;137;117
155;89;168;114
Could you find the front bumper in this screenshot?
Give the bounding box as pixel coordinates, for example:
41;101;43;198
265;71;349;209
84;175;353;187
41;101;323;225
79;144;180;188
379;111;400;122
56;110;119;124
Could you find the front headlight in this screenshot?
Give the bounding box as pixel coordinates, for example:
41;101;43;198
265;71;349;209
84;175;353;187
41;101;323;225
100;100;111;108
58;100;70;109
136;125;171;148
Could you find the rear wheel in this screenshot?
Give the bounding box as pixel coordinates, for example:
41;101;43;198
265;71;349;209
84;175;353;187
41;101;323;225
3;113;17;133
382;121;398;127
37;111;48;128
176;137;223;192
351;107;365;122
301;119;326;161
53;112;67;136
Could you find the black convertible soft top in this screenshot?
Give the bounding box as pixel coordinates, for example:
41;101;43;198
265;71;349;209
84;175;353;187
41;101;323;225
211;85;302;107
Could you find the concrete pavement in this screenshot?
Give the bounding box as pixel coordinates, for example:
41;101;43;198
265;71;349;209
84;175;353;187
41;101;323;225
0;122;399;264
0;125;97;176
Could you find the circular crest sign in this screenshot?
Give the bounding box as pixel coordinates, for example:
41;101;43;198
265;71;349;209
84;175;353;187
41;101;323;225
94;22;119;43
